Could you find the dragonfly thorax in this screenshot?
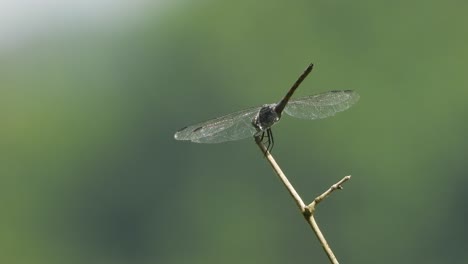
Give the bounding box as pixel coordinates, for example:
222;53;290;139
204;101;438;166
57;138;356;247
252;104;281;131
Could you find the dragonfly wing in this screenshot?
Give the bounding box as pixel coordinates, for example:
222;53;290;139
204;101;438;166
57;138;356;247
284;90;359;120
174;106;261;143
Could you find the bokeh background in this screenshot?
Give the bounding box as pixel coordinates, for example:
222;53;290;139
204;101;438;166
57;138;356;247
2;1;468;263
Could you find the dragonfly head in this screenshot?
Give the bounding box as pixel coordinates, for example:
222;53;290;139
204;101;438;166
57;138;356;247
252;104;281;131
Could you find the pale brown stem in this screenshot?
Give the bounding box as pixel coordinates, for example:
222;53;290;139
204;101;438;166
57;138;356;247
255;136;351;264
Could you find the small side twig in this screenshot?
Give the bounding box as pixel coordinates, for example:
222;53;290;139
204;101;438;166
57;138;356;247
255;136;351;264
307;175;351;214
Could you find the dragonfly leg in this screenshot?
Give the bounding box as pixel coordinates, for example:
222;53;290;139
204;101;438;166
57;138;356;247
266;128;274;153
259;131;265;142
255;129;274;155
256;131;269;156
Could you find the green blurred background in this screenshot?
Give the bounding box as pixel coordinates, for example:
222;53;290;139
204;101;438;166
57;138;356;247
2;1;467;263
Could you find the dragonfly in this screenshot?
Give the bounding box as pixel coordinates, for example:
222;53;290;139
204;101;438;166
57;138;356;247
174;64;359;151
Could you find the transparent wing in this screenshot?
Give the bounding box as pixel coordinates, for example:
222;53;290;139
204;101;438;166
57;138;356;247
174;106;261;143
284;90;359;120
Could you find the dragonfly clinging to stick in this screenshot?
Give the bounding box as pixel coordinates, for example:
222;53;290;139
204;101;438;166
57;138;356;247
174;64;359;152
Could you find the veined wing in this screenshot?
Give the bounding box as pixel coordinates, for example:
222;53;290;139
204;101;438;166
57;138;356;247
174;106;261;143
284;90;359;120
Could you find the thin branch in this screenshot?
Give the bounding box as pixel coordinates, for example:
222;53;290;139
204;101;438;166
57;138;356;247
255;136;351;264
308;176;351;213
255;137;306;211
308;215;339;264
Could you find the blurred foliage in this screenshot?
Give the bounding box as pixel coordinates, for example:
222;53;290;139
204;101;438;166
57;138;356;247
1;0;468;263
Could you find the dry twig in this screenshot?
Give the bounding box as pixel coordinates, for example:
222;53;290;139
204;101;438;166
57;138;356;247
255;136;351;264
